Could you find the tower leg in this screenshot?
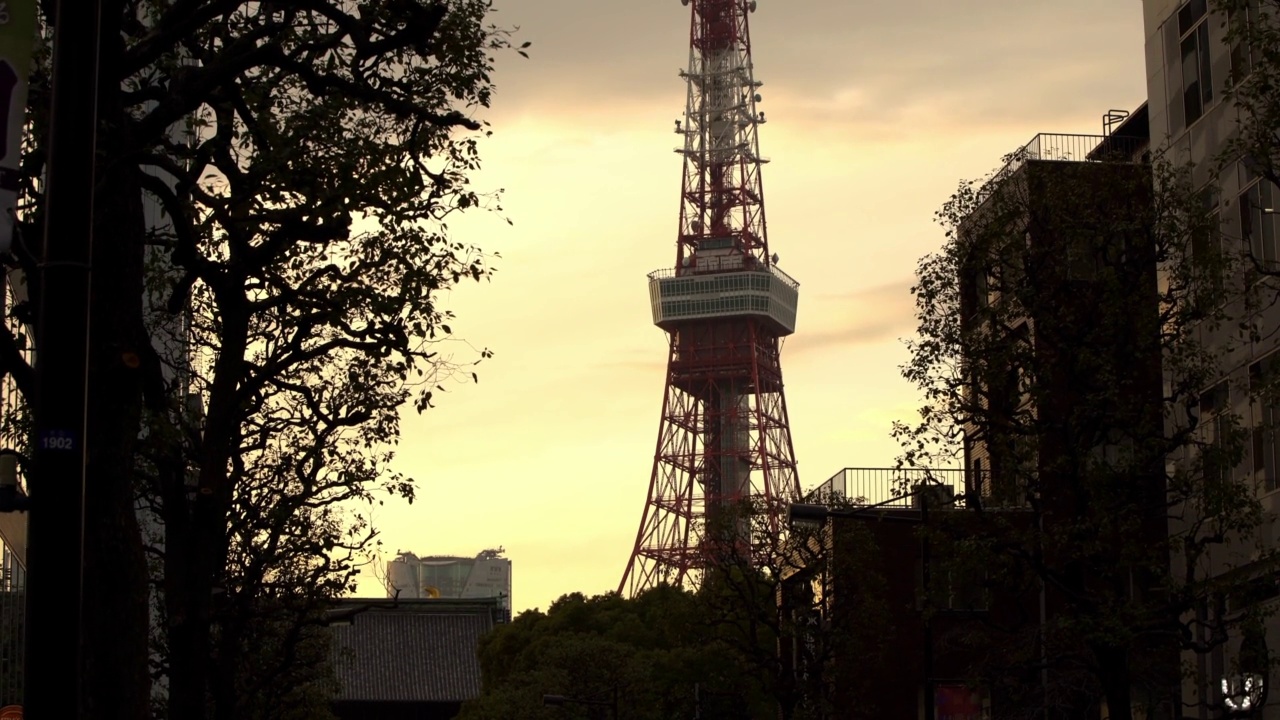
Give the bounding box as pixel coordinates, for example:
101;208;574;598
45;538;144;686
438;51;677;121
621;319;799;595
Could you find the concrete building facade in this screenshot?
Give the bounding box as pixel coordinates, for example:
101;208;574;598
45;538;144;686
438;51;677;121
1142;1;1280;716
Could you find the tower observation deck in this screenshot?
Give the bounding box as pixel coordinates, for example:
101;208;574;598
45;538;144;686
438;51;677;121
620;0;801;594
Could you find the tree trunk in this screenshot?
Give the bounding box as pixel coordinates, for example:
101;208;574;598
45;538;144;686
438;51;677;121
165;299;247;720
1097;645;1133;720
211;611;240;720
164;489;218;720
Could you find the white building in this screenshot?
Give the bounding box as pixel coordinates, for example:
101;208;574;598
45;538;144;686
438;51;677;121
385;548;512;614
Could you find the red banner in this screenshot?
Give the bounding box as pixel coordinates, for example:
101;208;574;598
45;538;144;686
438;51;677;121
935;684;982;720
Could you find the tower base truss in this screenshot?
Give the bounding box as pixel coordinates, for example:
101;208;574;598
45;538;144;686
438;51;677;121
620;317;799;594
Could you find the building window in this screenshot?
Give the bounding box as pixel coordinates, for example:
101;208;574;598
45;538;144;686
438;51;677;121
1177;0;1214;125
1228;574;1280;612
1190;183;1225;300
1252;356;1280;492
1200;379;1231;484
1178;0;1207;33
1228;0;1259;83
969;456;984;499
962;262;992;319
1239;180;1278;271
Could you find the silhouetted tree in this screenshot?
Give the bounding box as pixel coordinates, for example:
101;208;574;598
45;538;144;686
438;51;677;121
460;588;748;720
460;507;891;720
4;2;522;717
1219;0;1280;191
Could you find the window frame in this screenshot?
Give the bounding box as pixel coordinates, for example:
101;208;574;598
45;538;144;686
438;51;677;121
1228;0;1261;84
1199;379;1232;485
1238;177;1278;272
1251;354;1280;492
1175;0;1215;127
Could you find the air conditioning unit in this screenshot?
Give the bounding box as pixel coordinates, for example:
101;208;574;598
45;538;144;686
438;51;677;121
912;483;955;510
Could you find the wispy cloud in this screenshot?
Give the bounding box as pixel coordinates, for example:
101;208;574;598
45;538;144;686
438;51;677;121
788;279;917;355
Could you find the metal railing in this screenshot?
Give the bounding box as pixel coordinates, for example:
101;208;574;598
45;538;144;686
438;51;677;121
806;468;958;507
804;467;1029;510
977;133;1147;205
0;543;23;706
649;259;799;289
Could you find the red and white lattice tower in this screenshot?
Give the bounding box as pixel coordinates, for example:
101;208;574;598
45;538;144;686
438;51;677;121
620;0;800;595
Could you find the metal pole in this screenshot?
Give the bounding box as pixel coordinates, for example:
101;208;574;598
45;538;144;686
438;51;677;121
921;494;934;720
1038;511;1048;716
24;0;102;717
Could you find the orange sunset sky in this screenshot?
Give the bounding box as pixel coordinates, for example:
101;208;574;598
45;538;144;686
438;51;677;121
352;0;1150;612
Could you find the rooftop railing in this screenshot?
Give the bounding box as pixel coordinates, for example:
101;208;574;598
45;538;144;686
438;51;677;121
649;258;799;289
804;467;1029;510
977;132;1148;205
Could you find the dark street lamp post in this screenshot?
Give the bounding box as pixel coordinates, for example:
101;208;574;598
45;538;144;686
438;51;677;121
543;688;619;720
25;0;103;717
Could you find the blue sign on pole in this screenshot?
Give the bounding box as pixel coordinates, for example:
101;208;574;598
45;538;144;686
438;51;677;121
38;429;76;452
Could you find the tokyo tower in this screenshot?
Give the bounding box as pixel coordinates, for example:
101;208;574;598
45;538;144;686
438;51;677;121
620;0;800;595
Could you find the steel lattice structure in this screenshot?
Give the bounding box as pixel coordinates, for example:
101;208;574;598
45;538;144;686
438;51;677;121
620;0;800;595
